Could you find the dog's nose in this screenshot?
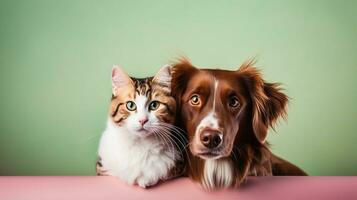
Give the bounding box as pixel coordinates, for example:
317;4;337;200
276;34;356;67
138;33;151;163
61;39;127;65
200;130;223;149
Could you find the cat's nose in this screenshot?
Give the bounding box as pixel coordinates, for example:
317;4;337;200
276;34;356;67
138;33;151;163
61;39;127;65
139;118;148;126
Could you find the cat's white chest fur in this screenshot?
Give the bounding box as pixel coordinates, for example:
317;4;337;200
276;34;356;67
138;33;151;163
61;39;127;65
98;119;178;188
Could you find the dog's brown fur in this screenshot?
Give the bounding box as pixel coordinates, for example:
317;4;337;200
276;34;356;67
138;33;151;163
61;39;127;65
172;58;306;189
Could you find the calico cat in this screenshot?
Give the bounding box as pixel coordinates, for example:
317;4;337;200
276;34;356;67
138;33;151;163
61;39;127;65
96;65;184;188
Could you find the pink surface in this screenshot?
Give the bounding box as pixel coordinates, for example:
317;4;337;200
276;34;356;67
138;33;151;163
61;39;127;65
0;176;356;200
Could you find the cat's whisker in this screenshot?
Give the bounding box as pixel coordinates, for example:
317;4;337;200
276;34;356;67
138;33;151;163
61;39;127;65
161;127;188;145
149;128;162;148
154;122;188;142
153;123;188;146
149;127;177;160
148;127;173;151
159;122;187;133
150;126;178;155
152;126;194;172
153;126;185;147
154;128;194;173
152;122;187;136
150;126;182;151
154;129;178;161
155;128;183;157
153;126;191;161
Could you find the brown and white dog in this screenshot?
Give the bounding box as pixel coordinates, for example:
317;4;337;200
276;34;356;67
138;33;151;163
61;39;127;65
172;59;306;189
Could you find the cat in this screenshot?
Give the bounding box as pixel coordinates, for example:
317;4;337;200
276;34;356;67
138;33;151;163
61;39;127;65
96;65;185;188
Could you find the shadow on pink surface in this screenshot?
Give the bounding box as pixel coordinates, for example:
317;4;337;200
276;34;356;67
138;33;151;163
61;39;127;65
0;176;356;200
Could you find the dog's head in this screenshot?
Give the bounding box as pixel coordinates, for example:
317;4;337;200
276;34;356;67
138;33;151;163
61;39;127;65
172;59;288;160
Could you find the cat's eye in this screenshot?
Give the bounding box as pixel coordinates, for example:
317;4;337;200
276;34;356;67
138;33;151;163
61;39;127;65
149;101;160;111
126;101;137;111
228;96;240;108
190;95;201;106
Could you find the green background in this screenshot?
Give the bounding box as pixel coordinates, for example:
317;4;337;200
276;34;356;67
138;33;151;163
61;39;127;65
1;0;356;176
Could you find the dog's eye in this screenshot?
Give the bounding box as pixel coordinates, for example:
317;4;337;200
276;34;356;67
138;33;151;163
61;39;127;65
228;96;240;108
190;95;201;105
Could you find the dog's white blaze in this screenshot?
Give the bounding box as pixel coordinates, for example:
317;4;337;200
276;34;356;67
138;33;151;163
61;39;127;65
203;159;234;189
195;80;220;136
212;79;218;112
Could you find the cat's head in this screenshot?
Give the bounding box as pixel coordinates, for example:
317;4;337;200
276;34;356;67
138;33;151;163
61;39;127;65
109;65;176;138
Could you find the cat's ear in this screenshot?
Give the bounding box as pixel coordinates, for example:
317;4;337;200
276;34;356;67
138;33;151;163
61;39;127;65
152;64;172;88
111;65;133;96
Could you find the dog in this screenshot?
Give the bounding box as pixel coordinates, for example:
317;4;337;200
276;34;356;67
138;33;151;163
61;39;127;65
171;58;306;189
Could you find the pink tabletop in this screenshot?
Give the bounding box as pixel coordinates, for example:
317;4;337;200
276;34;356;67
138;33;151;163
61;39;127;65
0;176;356;200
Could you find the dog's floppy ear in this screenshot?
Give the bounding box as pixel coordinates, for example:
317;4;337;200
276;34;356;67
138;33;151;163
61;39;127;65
171;58;198;102
238;61;288;143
